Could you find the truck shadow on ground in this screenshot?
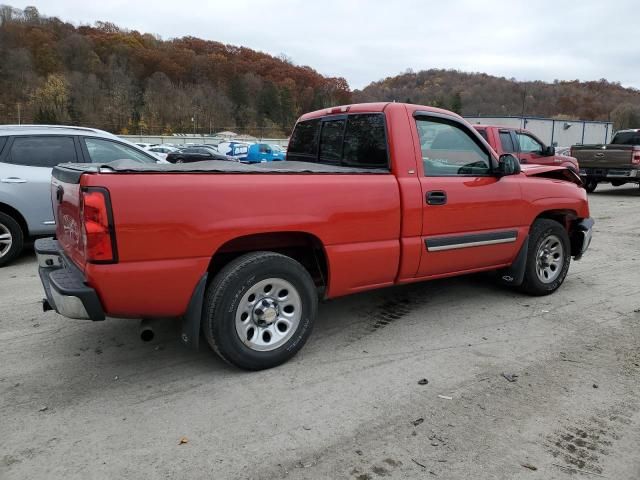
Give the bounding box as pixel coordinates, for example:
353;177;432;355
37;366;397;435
37;271;516;406
3;251;521;411
588;186;640;197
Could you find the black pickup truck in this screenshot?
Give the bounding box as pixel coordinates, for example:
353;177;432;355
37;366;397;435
571;129;640;192
166;146;236;164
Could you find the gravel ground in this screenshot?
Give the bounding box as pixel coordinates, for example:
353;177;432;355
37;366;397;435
1;184;639;480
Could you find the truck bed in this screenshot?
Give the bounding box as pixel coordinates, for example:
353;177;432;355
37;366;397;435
54;159;388;183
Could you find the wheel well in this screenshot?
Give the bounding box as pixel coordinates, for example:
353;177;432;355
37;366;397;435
208;232;329;288
0;202;28;237
534;210;577;231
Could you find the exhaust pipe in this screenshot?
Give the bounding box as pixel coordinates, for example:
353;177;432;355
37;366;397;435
139;319;155;342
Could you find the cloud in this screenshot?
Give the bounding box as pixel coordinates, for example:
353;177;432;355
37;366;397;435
12;0;640;90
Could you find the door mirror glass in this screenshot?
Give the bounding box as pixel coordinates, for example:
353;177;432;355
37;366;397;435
497;154;521;176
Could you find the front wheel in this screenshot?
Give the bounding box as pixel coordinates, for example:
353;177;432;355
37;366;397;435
584;178;598;193
203;252;317;370
519;219;571;296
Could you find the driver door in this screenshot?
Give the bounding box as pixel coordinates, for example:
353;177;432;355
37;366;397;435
414;114;527;278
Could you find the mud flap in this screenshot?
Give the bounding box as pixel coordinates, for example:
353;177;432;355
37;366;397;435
180;273;208;350
497;235;528;287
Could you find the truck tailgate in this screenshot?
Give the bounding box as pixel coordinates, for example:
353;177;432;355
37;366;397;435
51;170;86;270
572;145;634;168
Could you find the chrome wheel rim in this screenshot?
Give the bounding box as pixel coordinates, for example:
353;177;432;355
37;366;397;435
235;278;302;352
0;223;12;259
536;234;564;283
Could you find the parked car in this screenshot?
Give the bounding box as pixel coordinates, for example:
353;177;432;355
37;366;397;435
135;142;155;150
472;125;579;172
37;103;592;370
217;141;249;160
0;125;161;266
245;143;286;163
570;129;640;192
146;145;179;160
166;146;235;163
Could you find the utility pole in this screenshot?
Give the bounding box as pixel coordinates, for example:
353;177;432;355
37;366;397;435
17;102;21;125
520;87;526;129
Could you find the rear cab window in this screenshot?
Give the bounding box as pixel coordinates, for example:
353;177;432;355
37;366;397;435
611;131;640;145
475;129;489;142
287;114;389;169
5;136;77;167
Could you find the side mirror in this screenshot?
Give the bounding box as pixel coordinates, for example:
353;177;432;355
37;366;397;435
497;154;521;176
542;145;555;156
266;148;272;154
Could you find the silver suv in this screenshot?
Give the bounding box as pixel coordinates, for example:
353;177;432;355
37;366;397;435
0;125;160;266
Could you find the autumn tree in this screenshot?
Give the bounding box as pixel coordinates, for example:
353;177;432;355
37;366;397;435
610;103;640;131
31;73;69;123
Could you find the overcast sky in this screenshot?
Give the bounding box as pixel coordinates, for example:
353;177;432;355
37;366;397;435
11;0;640;90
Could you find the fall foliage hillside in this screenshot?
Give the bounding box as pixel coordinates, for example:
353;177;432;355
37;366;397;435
0;5;350;136
355;69;640;130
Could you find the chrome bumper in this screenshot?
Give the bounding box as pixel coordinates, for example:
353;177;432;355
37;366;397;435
36;238;105;321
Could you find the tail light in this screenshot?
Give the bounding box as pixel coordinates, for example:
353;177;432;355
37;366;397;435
633;147;640;165
81;187;117;263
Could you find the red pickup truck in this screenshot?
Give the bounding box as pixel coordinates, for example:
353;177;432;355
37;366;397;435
37;103;593;370
472;125;580;172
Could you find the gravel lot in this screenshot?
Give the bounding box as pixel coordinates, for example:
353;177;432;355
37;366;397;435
1;184;639;480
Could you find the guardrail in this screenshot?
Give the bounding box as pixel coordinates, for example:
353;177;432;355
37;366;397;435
120;135;289;147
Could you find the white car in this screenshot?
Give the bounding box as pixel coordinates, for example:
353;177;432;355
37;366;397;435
146;145;179;160
135;142;155;150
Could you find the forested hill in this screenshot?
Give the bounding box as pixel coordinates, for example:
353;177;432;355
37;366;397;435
0;5;350;136
355;69;640;130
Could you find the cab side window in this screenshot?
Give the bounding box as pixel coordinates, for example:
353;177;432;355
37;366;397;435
417;119;491;176
516;133;542;153
6;136;77;167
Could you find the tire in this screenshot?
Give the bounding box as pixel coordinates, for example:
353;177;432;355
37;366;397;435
203;251;317;370
0;212;24;267
519;219;571;296
584;178;598;193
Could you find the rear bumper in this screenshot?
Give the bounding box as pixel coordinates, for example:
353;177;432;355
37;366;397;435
572;218;594;261
36;238;105;321
579;167;640;180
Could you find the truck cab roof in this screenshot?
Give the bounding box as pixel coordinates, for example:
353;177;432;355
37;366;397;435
298;102;465;121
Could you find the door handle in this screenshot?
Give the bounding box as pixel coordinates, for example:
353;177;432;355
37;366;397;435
1;177;27;183
426;190;447;205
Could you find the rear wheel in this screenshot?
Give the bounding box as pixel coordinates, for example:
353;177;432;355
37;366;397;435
519;219;571;296
0;212;24;267
584;178;598;193
203;251;317;370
